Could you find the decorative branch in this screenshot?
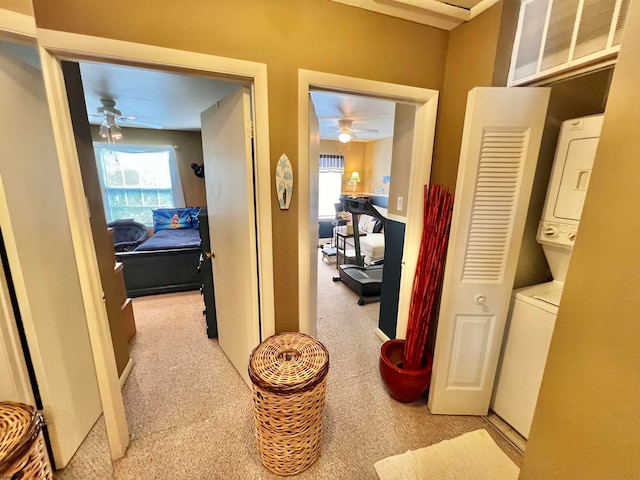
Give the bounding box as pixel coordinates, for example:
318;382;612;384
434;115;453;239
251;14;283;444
403;184;454;371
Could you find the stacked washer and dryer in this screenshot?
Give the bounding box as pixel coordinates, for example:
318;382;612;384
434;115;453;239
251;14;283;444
491;114;604;439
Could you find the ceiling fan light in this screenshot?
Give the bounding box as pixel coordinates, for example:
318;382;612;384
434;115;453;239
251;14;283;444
99;122;110;138
110;124;123;140
338;132;351;143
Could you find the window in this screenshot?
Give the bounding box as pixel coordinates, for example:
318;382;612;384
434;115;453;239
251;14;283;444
318;154;344;218
94;143;185;225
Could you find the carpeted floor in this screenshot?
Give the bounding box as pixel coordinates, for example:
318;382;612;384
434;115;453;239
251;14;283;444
54;250;522;479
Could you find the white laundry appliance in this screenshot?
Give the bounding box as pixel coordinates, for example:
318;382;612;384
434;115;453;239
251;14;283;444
491;114;604;439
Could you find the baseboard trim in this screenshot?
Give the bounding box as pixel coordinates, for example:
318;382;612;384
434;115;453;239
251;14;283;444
119;358;133;390
375;328;390;342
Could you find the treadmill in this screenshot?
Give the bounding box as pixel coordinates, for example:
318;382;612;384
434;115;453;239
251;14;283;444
332;197;386;305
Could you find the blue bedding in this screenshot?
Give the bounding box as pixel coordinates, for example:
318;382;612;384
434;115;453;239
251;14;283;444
134;228;201;251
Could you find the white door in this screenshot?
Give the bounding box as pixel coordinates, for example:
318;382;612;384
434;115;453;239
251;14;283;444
0;42;104;467
201;85;260;387
428;87;550;415
307;95;320;338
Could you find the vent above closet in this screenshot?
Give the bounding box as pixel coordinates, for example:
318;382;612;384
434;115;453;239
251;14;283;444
508;0;630;86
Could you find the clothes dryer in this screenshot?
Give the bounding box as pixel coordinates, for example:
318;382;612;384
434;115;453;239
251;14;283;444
491;114;603;438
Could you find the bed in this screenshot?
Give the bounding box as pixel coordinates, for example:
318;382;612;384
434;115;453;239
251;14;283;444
115;208;203;298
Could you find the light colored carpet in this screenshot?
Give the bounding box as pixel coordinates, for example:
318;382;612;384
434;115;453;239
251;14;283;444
374;429;520;480
55;250;522;479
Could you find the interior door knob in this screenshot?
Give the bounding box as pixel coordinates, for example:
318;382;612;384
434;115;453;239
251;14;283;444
474;294;487;305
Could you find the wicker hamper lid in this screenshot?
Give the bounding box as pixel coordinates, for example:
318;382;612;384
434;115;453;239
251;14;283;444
0;402;44;473
248;332;329;394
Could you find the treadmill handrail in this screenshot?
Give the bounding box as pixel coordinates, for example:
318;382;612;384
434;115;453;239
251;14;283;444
342;197;388;224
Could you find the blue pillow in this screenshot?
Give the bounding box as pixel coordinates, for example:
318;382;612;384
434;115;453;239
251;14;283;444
152;207;199;232
190;207;201;229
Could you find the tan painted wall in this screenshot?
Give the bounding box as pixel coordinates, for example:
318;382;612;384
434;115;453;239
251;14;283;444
388;103;415;218
90;126;207;209
520;1;640;477
319;138;391;196
431;2;505;191
363;137;392;194
319;140;367;196
0;0;32;15
32;0;448;332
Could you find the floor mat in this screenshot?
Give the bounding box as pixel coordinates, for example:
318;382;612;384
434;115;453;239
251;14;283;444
374;429;519;480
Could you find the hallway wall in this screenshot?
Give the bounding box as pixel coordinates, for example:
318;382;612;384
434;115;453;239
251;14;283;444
32;0;449;331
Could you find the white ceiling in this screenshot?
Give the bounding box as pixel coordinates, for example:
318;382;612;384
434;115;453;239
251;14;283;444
311;91;396;142
329;0;499;30
80;61;238;131
80;62;396;142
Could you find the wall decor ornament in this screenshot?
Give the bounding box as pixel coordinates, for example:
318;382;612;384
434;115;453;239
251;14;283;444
275;154;293;210
190;163;205;177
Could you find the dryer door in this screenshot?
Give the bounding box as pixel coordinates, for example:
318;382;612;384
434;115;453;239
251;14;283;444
553;136;600;221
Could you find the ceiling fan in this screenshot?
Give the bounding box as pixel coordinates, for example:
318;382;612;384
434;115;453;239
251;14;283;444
89;98;163;138
322;118;379;143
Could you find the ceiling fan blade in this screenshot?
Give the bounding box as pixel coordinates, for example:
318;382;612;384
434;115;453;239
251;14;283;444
352;128;379;133
118;117;164;129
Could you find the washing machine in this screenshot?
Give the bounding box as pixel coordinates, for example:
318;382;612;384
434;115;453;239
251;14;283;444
491;282;560;438
491;114;603;439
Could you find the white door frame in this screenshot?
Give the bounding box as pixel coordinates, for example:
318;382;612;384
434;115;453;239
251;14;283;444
298;70;439;339
32;28;275;461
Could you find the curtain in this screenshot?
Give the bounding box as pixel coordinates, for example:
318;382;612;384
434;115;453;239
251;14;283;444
319;154;345;172
318;154;345;217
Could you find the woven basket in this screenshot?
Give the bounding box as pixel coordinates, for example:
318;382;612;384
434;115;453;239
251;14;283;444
0;402;53;479
248;332;329;476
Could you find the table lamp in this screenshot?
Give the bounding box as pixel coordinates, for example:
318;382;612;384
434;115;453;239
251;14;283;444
350;171;361;195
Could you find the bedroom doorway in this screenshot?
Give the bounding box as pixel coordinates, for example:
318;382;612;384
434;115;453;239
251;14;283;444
309;89;396;340
37;31;275;461
63;59;262;386
298;70;439;341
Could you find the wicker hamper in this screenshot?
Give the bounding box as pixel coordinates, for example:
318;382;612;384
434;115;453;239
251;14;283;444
0;402;53;479
248;332;329;476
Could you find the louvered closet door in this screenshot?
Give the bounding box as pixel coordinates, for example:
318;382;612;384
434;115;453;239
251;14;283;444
428;87;550;415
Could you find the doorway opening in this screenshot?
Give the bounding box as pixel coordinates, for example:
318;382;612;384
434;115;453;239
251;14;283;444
309;89;396;347
37;30;275;463
298;70;439;343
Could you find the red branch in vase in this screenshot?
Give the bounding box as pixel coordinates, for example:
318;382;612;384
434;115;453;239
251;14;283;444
403;184;454;371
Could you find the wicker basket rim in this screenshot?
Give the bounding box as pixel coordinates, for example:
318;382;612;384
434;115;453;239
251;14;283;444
248;332;329;394
0;402;44;473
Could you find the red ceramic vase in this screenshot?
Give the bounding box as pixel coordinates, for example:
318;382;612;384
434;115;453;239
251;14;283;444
379;339;433;403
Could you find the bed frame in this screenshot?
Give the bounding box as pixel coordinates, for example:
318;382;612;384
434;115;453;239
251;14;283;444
115;247;202;297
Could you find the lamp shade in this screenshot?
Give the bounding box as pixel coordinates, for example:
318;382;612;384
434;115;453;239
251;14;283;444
350;171;361;183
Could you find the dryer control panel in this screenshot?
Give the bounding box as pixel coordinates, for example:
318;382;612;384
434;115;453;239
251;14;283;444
537;221;577;247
